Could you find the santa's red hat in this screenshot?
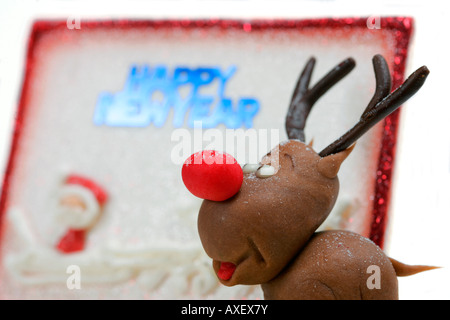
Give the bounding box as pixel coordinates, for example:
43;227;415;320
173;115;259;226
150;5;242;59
64;174;108;206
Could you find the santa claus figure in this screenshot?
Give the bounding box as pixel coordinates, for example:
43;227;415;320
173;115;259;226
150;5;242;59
54;174;108;254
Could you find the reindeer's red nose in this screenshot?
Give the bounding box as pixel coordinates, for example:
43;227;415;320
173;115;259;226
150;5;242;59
182;150;243;201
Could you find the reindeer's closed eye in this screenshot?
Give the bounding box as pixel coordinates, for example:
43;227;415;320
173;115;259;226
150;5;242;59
282;153;295;168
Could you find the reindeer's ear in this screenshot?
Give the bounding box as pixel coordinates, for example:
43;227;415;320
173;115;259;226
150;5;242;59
317;144;355;179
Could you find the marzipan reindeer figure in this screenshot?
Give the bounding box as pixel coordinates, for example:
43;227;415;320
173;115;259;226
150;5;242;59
182;54;436;299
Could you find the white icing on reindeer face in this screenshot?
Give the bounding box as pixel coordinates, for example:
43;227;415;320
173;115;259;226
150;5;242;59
242;164;276;178
242;164;260;174
255;165;276;178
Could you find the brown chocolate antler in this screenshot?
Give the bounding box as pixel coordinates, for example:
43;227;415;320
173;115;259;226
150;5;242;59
286;57;356;142
363;54;392;114
319;55;429;157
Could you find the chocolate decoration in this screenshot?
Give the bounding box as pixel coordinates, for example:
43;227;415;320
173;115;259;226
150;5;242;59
286;57;355;142
192;55;434;299
319;56;429;157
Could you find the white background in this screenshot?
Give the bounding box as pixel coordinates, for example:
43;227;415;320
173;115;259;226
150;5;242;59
0;0;449;299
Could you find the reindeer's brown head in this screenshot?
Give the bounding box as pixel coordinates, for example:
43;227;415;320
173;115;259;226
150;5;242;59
198;140;355;286
183;55;429;286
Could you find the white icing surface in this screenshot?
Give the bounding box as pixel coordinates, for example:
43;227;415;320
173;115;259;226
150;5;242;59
6;206;261;298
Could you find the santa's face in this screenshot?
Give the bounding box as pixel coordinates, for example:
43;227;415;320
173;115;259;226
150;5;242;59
55;186;101;229
60;194;87;210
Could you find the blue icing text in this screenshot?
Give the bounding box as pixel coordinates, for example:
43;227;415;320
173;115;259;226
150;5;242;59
93;65;260;128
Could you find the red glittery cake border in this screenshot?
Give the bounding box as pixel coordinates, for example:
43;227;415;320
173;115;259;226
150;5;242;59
0;17;413;250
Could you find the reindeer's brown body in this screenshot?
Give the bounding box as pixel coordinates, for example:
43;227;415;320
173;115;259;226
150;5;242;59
262;230;398;300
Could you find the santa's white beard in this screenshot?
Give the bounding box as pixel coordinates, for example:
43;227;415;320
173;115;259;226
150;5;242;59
55;206;97;229
54;185;101;229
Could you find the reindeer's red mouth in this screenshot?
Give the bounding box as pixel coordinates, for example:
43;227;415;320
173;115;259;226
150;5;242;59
217;261;236;281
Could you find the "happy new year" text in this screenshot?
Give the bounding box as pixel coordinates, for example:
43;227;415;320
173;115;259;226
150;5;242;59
93;65;260;129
